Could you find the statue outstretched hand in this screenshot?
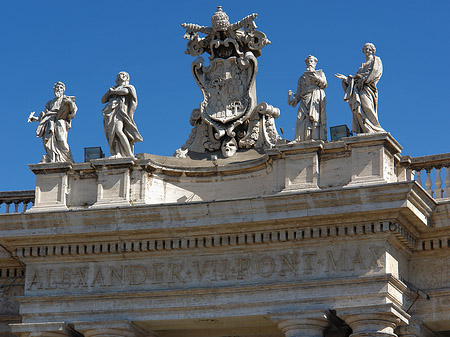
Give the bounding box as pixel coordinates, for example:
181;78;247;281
28;111;39;123
287;90;298;107
334;73;347;80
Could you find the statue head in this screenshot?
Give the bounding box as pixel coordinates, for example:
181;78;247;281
211;6;230;32
362;43;376;56
116;71;130;85
304;55;318;71
53;81;65;98
221;137;237;158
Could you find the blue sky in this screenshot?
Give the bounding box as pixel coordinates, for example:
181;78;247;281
1;0;449;191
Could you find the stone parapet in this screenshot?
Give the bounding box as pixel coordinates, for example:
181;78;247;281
25;133;406;211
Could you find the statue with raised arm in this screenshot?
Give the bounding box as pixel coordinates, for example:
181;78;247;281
288;55;327;142
101;71;143;158
175;6;281;159
335;43;384;134
28;81;77;163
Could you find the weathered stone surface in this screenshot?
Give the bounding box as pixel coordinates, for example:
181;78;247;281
4;131;450;336
2;12;450;337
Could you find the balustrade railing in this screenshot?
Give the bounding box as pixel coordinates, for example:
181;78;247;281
0;190;35;214
400;153;450;200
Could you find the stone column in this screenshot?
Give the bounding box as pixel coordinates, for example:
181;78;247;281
337;305;409;337
74;321;154;337
10;322;79;337
271;312;329;337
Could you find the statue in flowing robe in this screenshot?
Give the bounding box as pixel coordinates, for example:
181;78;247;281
28;81;77;163
335;43;384;134
101;72;143;158
288;55;327;141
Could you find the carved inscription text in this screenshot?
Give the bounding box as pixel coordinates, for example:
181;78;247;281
26;246;384;293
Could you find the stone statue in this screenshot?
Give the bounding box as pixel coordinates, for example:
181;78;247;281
101;71;143;158
288;55;327;142
335;43;384;134
175;6;281;159
28;81;77;163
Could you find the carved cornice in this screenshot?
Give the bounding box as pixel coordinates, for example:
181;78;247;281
13;220;417;259
417;237;450;252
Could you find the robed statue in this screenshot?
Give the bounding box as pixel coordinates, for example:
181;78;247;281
288;55;327;142
28;81;77;163
101;71;143;158
335;43;384;134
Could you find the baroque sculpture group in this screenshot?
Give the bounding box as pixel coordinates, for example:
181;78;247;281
28;6;384;163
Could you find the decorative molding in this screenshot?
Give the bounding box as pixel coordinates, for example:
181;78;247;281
418;237;450;251
13;221;417;259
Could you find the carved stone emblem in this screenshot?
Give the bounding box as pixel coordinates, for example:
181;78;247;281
193;54;256;135
175;6;281;158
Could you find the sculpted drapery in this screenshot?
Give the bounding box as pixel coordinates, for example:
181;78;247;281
30;82;77;163
102;72;143;158
289;55;327;142
338;43;384;134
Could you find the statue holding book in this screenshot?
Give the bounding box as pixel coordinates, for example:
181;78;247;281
28;81;77;163
288;55;327;142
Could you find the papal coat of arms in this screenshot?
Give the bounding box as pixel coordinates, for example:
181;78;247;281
175;6;281;158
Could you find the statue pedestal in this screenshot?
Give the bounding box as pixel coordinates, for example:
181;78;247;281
269;140;323;192
28;162;72;212
345;133;401;187
90;158;135;208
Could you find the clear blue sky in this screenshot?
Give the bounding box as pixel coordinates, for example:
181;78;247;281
1;0;449;191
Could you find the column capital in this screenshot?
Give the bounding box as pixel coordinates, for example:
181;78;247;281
10;322;80;337
74;320;155;337
336;304;409;337
271;311;329;337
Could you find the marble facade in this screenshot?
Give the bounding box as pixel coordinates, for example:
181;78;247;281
1;5;449;337
0;133;449;337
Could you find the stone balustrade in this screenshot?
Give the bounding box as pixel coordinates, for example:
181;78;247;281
400;153;450;199
0;190;34;214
